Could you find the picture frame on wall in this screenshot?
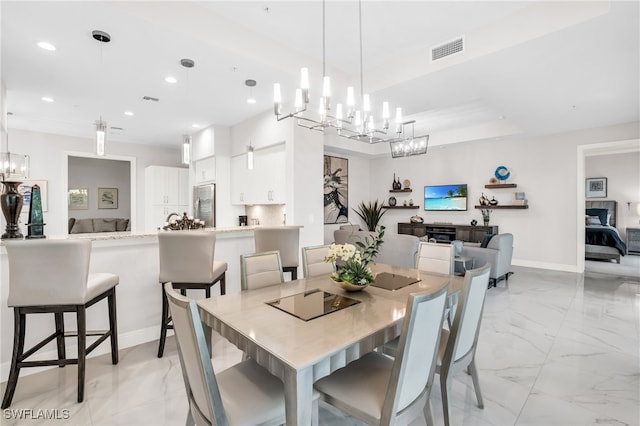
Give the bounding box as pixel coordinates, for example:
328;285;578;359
68;188;89;210
323;155;349;224
98;187;118;209
586;177;607;198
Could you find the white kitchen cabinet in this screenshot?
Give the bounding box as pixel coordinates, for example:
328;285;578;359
230;154;250;204
145;166;189;231
194;156;216;183
230;143;285;205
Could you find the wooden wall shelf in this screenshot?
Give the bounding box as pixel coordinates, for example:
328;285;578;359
383;205;419;209
389;188;412;193
485;183;517;188
474;205;528;209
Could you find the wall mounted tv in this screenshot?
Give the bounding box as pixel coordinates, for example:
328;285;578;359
424;184;468;211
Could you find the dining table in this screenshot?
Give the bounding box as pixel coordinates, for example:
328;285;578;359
196;263;460;425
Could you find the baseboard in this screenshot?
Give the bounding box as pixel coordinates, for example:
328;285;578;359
512;259;580;273
1;326;158;383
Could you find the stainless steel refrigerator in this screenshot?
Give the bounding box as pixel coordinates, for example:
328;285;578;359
194;183;216;227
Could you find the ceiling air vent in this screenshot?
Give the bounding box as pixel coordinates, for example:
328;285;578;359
110;126;123;131
142;96;159;102
431;36;464;61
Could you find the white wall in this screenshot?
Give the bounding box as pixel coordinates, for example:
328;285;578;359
586;151;640;239
68;156;131;220
364;122;639;272
3;129;183;236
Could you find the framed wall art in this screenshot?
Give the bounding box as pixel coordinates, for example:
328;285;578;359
323;155;348;224
68;188;89;210
586;177;607;198
98;187;118;209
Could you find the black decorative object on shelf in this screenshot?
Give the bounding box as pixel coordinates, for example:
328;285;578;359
26;184;46;239
388;196;397;206
470;219;478;226
489;196;499;206
1;181;24;239
392;173;402;190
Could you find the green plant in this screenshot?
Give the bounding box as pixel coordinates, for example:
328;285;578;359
324;227;385;286
353;200;387;231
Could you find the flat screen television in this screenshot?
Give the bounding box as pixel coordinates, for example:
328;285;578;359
424;184;468;211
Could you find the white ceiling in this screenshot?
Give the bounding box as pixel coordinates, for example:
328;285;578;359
1;1;638;152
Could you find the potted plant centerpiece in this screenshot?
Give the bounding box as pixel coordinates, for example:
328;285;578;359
325;226;385;291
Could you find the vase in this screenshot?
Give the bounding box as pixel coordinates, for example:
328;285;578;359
331;277;370;292
483;216;490;227
1;181;24;239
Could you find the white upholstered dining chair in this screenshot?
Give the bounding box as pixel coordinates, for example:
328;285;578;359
417;242;454;275
164;283;314;426
313;284;448;425
240;251;284;291
301;244;333;278
436;264;491;426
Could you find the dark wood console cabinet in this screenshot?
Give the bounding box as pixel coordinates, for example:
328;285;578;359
398;223;499;244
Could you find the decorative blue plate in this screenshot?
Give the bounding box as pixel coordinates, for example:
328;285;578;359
494;165;510;181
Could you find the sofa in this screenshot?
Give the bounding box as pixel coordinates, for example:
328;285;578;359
333;229;420;269
69;217;130;234
460;233;513;287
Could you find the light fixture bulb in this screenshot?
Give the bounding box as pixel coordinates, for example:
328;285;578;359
363;94;371;113
322;76;331;97
336;104;343;126
382;102;390;119
37;41;56;51
347;87;355;106
294;89;303;109
300;68;309;90
247;97;256;104
273;83;282;103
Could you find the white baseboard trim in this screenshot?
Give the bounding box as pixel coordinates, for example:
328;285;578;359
1;326;159;384
512;259;580;273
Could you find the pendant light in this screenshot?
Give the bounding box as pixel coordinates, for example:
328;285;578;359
182;134;191;165
92;30;110;156
95;118;107;156
247;140;254;170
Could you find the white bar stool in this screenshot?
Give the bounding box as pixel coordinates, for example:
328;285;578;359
254;227;300;280
1;239;119;408
157;231;227;357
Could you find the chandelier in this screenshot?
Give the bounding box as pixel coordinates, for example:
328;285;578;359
273;0;429;153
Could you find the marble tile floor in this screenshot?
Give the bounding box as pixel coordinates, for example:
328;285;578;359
1;265;639;425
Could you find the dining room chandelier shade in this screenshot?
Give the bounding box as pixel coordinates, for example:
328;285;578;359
272;0;428;152
389;121;429;158
182;134;191;165
95;118;107;156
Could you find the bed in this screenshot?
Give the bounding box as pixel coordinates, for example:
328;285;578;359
585;200;627;264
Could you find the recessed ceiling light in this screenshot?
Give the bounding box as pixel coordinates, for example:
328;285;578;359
41;97;54;102
247;98;257;104
124;111;134;116
165;76;177;84
191;124;201;129
37;41;56;51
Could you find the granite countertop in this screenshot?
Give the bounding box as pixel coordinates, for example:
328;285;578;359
1;225;303;244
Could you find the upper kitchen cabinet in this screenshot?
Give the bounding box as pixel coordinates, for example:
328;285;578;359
194;156;215;183
145;165;189;205
230;143;285;205
145;166;189;231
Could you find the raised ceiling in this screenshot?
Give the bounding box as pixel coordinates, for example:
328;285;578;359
1;1;638;151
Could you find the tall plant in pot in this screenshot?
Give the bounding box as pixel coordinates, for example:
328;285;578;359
354;200;387;232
